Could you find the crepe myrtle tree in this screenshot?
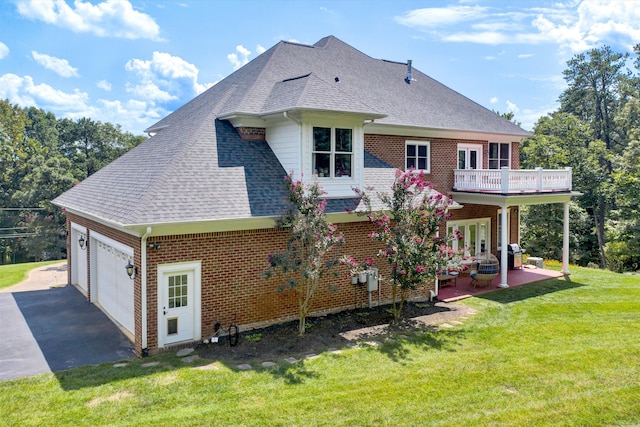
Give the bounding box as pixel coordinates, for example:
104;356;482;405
264;172;345;336
353;169;456;321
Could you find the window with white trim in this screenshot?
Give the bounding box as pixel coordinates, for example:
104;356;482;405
447;218;490;256
405;141;430;172
489;142;510;169
313;127;352;178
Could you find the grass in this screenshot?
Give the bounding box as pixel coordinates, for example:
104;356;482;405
0;260;64;290
1;264;640;426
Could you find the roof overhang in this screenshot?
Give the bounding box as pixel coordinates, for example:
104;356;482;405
219;108;387;128
365;122;531;143
450;191;582;207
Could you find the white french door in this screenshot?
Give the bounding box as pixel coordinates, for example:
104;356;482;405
457;144;482;170
447;218;490;256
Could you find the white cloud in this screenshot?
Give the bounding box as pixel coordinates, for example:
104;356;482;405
32;51;79;77
490;97;498;104
0;42;8;59
0;73;89;111
97;80;112;91
256;44;266;55
396;0;640;54
506;100;519;114
227;45;252;70
125;51;212;104
395;5;489;28
518;53;535;58
16;0;161;40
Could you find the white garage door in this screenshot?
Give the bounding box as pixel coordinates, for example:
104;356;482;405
93;236;134;335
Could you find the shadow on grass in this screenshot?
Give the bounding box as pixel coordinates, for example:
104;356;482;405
475;276;583;304
368;322;468;364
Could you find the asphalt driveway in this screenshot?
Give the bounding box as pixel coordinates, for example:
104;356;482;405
0;263;135;381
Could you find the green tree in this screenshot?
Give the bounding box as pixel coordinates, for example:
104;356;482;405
355;169;455;321
264;173;345;335
556;46;631;267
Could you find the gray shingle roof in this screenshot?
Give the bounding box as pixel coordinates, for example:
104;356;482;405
53;35;527;228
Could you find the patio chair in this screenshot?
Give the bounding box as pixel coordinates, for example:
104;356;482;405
470;253;499;288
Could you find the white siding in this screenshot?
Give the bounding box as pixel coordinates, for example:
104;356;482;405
266;119;301;179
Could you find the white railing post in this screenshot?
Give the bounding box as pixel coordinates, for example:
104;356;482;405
536;167;543;192
565;167;572;191
501;167;509;193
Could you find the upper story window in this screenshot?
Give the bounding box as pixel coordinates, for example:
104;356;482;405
489;142;510;169
405;141;430;173
313;127;352;178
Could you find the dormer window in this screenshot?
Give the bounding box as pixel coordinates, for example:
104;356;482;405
313;127;353;178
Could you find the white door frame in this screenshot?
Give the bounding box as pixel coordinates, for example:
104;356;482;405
70;222;88;294
157;261;201;348
457;143;483;170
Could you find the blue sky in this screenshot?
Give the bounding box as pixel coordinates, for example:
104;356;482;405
1;0;639;135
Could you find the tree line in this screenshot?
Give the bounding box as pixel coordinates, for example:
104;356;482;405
521;43;640;272
0;100;146;264
2;43;639;271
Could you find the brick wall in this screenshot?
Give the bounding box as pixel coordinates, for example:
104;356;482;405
145;221;433;353
66;214;434;355
237;127;266;141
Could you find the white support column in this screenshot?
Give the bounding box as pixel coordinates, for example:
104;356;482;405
499;204;509;288
562;201;570;275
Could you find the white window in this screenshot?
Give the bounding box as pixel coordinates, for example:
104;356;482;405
489;142;510;169
447;218;490;256
457;144;482;170
313;127;352;178
405;141;430;172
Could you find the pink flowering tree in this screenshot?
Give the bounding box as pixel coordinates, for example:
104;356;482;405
354;169;456;321
264;172;345;335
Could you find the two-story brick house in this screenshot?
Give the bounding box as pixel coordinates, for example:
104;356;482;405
53;36;575;355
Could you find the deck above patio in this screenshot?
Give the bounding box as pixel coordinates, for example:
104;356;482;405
453;167;572;193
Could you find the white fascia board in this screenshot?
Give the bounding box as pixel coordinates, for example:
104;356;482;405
450;191;581;207
365;123;529;143
124;217;279;237
62;208;142;237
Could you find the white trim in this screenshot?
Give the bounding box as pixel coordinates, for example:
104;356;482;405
457;143;483;170
489;142;511;169
365;122;528;143
447;218;491;256
90;230;134;256
497;208;511;251
405;140;431;173
157;261;202;348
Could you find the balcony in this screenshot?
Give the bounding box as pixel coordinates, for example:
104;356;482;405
453;167;572;194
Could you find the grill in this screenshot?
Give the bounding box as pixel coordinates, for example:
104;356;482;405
507;243;523;270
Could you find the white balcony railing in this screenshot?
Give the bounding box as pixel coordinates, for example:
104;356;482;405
453;167;572;193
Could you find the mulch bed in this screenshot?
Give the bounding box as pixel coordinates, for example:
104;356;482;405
198;300;472;363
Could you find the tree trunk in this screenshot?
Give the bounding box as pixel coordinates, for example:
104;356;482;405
594;197;607;268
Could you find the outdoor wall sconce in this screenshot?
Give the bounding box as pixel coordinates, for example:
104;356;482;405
125;261;137;280
78;235;86;250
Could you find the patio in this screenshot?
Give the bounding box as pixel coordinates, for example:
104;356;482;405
437;266;566;302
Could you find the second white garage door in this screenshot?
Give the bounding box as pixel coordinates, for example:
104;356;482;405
92;233;135;336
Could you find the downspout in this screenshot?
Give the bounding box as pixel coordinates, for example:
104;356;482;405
140;226;152;355
283;111;301;125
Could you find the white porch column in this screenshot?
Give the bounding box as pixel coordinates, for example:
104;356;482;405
499;204;509;288
562;201;570;275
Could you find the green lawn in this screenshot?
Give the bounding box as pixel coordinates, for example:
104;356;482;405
0;260;64;290
1;265;639;426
